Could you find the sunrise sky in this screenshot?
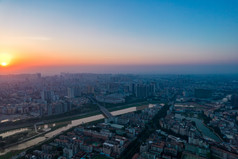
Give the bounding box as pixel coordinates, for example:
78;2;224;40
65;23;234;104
0;0;238;74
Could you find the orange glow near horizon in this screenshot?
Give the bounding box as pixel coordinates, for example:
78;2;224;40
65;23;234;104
0;0;238;75
0;53;13;67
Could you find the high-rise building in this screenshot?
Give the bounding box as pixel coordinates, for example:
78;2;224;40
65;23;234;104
135;84;147;99
134;83;155;99
147;83;156;97
131;83;136;95
67;87;81;98
55;103;63;114
67;87;75;98
87;86;95;94
231;94;238;107
41;90;55;102
39;104;45;116
74;86;81;97
47;104;52;116
65;100;72;112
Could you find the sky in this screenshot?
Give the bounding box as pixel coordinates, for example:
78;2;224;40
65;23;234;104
0;0;238;74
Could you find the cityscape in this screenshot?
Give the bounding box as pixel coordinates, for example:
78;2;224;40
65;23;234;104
1;0;238;159
0;74;238;159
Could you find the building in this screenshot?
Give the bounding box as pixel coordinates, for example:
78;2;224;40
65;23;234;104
231;94;238;107
211;146;238;159
47;104;52;116
103;142;114;155
194;89;212;98
41;90;54;102
41;90;58;102
67;87;81;98
87;86;95;94
134;83;155;99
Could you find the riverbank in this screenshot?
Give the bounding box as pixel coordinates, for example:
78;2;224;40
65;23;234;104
203;123;224;142
0;101;152;144
0;100;151;134
0;103;157;158
175;113;221;142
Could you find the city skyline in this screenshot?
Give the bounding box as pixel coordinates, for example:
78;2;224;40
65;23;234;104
0;0;238;74
1;1;238;158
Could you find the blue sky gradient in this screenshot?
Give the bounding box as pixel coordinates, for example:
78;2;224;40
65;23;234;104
0;0;237;74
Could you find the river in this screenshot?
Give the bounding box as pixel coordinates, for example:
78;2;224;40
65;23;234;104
0;105;154;156
175;113;221;142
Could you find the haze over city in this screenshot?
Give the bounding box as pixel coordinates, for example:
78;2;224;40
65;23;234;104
1;1;238;159
0;0;238;74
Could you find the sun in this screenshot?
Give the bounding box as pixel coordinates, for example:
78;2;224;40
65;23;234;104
1;62;8;67
0;53;12;67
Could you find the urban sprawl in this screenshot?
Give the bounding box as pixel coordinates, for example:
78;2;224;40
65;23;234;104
0;73;238;159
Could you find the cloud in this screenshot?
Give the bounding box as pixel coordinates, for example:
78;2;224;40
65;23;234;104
23;37;51;41
11;36;51;41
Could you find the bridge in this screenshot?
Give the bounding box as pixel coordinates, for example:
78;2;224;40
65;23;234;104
88;96;113;119
98;104;113;118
